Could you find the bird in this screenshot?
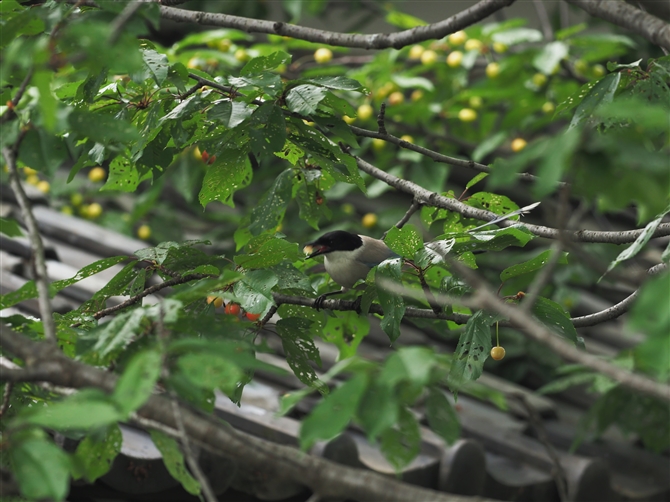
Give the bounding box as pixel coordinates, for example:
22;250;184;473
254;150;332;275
303;230;398;309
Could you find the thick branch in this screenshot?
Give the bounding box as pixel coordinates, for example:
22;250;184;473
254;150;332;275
565;0;670;51
159;0;515;50
353;155;670;244
0;324;491;502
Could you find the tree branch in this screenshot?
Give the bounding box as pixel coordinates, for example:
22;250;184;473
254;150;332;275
2;146;56;343
447;260;670;404
159;0;515;50
0;324;493;502
565;0;670;51
351;154;670;244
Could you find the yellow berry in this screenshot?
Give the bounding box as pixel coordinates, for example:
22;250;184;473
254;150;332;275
532;73;547;87
486;62;501;79
137;224;151;240
492;42;508;53
314;48;333;64
410;90;424;102
362;213;378;228
193;146;202;160
371;138;386;151
186;57;202;69
61;206;73;215
446;51;463;68
574;59;588;73
376;82;395;99
36;180;50;193
541;102;555;114
70;193;83;207
86;202;103;219
408;45;425;60
469;96;483;109
26;174;40;185
388;91;404;106
448;31;467;46
341;203;355;215
592;64;606;78
420;49;438;65
490;346;506;360
458;108;477;122
342;115;356;124
88;167;106;183
511;138;527;152
23;167;38;176
234;48;249;62
217;39;232;52
399;135;414;144
357;103;374;121
464;39;483;52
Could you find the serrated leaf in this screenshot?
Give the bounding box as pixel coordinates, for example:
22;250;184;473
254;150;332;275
92;309;145;358
241;50;291;75
274;140;304;165
376;258;405;342
10;438;70;501
569;72;621;130
208;100;254;128
228;71;282;96
113;350;161;416
426;387;460;444
385;224;422;257
286;84;328;115
303;76;365;92
532;297;579;345
250;103;286;156
73;424;122;483
605;205;670;275
149;430;200;495
501;249;568;282
143;48;168;84
448;310;495;388
199;149;252;208
276;317;327;393
233;269;278;314
300;373;368;450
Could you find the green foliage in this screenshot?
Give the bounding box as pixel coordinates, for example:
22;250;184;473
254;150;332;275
2;0;668;494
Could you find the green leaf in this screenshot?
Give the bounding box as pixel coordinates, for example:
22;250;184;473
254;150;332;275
448;226;535;255
472;132;506;163
532;297;580;345
448;310;496;388
376;258;405;342
134;239;212;271
386;10;427;29
143;48;169;84
208;100;254;128
10;438;70;501
605;205;670;275
199;149;252;208
533;41;568;75
73;424;122;483
303;76;365;92
21;389;123;431
426;387;460;445
113;350;162;416
18;128;69;177
357;381;398;439
249;103;286;156
534;128;580;198
248;169;294;235
501;250;568;282
228;72;282;96
101;156;140;192
300;373;368;450
276;317;327;393
149;430;201;495
69;110;139;145
385;224;422;257
286;84;328;115
92;309;145;358
569;72;621;130
241;50;291;75
322;311;370;359
0;216;23;237
465;172;489;191
492;28;543;45
235;238;301;269
380;407;421;470
177;353;243;395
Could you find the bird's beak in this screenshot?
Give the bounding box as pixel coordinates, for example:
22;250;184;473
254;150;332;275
303;243;328;258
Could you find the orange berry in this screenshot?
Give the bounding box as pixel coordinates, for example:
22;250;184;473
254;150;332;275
490;346;506;360
224;303;240;315
245;312;261;321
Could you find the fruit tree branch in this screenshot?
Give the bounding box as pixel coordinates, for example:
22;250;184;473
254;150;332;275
158;0;515;50
565;0;670;51
0;324;494;502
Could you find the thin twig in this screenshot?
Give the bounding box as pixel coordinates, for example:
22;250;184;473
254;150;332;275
109;1;145;44
376;103;387;135
2;146;56;343
0;383;14;417
510;393;568;501
381;199;421;239
170;397;219;502
0;69;33;125
533;0;554;40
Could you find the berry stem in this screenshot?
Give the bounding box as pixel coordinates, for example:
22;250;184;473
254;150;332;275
495;322;500;347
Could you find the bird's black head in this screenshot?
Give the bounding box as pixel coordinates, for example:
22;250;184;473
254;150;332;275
304;230;363;258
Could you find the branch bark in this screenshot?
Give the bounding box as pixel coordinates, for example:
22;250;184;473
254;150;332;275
159;0;516;50
565;0;670;51
0;324;493;502
352;154;670;244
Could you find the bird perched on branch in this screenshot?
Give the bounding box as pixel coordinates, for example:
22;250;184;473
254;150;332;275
303;230;397;309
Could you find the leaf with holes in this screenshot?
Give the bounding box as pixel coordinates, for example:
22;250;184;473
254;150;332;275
142;48;168;84
276;317;327;394
501;250;568;282
241;50;291;76
199;149;252;208
376;258;405;342
72;424;122;483
248;169;293;235
286;84;328;116
385;224;422;258
149;430;200;495
569;72;621;130
448;310;496;389
532;297;580;345
101;156;140;192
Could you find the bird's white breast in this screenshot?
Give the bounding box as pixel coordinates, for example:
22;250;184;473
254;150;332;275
323;250;371;289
